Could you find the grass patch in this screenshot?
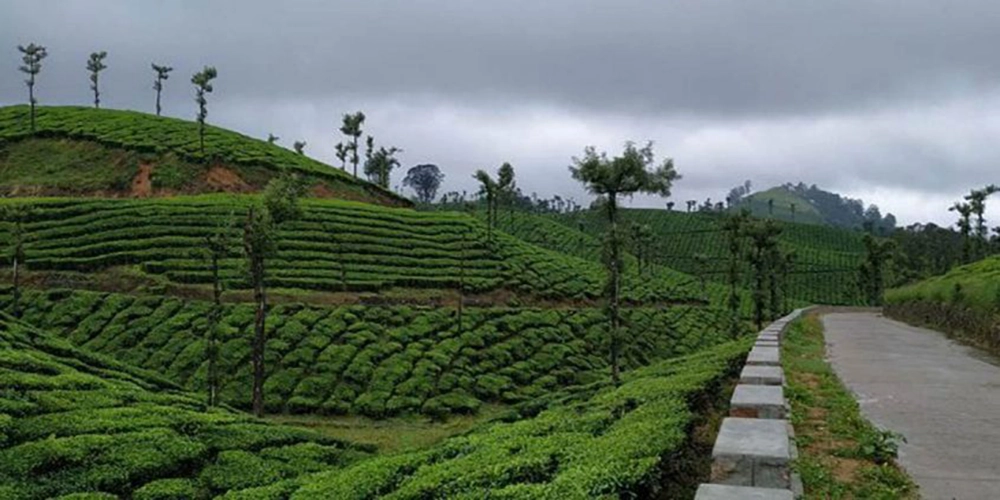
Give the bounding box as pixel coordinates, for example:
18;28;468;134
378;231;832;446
782;312;917;499
267;404;510;454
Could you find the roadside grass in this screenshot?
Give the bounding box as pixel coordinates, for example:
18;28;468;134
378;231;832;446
266;404;510;454
782;313;918;499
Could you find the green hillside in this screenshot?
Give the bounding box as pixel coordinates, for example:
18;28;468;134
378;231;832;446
739;187;825;225
0;106;407;206
0;313;373;499
0;306;750;498
0;196;711;304
1;287;737;417
557;208;867;305
733;183;897;232
238;338;753;499
885;255;1000;353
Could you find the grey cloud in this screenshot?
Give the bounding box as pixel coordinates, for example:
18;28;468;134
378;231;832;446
1;0;998;227
5;1;1000;118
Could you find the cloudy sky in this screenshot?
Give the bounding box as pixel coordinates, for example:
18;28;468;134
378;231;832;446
2;1;999;226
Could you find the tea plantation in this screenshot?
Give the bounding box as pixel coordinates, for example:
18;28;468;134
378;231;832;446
0;288;737;417
0;197;708;303
0;314;372;499
225;338;753;499
0;106;831;498
0;105;406;206
559;208;868;305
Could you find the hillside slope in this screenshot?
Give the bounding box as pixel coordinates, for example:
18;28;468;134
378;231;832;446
736;183;896;232
0;196;709;305
243;338;753;499
559;207;867;305
0;105;407;206
738;186;825;225
1;287;738;416
0;313;371;499
885;255;1000;353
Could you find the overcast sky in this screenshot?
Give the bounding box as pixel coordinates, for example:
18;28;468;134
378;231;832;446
3;1;999;226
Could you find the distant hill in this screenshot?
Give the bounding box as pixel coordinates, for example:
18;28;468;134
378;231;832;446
732;183;896;233
0;105;408;207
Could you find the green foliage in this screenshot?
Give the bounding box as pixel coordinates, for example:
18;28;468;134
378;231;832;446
0;105;407;205
0;313;370;499
885;255;1000;353
151;64;173;117
272;339;749;499
2;288;736;417
0;197;715;303
560;206;867;305
86;51;108;109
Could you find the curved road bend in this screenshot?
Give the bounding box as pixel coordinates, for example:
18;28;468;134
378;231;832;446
822;312;1000;500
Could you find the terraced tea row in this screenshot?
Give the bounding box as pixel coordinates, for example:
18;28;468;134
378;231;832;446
0;197;706;303
478;210;760;314
0;314;371;500
3;288;738;417
560;208;868;305
254;339;753;499
0;105;405;205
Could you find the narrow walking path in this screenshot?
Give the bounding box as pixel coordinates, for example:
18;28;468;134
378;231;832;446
822;312;1000;500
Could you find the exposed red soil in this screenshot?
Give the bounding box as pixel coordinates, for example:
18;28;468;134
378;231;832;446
131;163;153;197
203;165;252;193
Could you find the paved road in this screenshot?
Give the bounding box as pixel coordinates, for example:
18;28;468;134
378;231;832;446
822;312;1000;500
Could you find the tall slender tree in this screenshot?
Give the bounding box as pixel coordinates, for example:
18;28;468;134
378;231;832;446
950;201;974;263
965;185;999;260
151;63;173;116
244;173;304;417
2;205;33;319
497;163;517;230
339;112;366;177
364;145;402;188
203;214;233;406
745;218;782;329
472;169;503;240
569;141;679;385
191;66;218;158
293;141;306;155
86;51;108;108
18;43;48;133
722;210;749;337
858;234;895;306
267;133;279;144
335;143;348;170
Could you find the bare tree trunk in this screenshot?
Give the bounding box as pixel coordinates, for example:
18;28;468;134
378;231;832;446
251;254;266;417
28;80;35;133
607;197;622;386
458;231;465;334
12;255;20;319
206;251;221;406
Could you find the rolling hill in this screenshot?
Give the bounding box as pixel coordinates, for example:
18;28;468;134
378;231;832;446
0;105;850;497
734;183;897;233
0;313;372;499
0;105;408;206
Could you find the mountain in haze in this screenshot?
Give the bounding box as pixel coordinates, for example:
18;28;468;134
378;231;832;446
727;182;897;233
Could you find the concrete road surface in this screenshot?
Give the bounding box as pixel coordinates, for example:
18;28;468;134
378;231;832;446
822;312;1000;500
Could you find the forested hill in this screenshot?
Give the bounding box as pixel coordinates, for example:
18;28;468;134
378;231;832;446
727;183;897;233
